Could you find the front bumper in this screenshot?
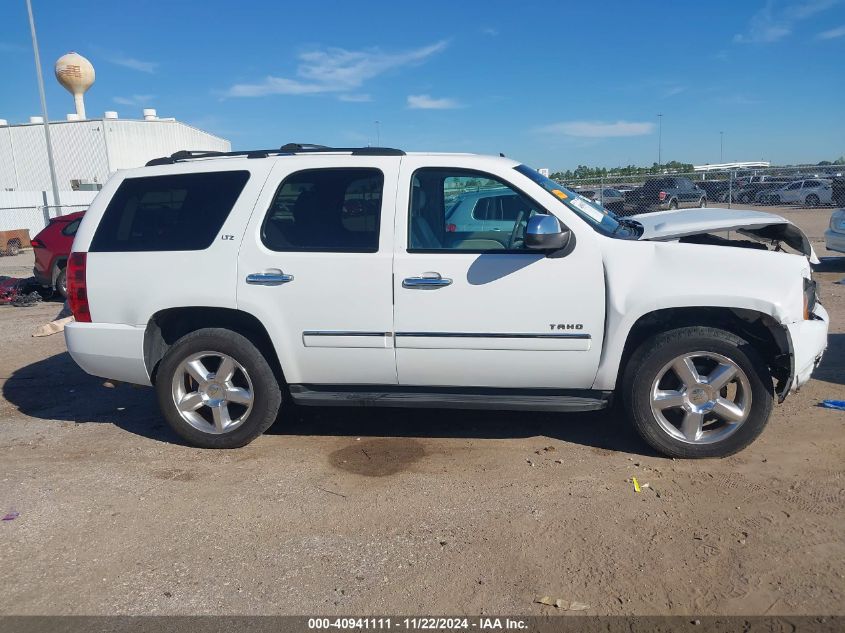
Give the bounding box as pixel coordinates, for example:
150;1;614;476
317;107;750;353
65;321;151;386
824;228;845;254
785;303;829;393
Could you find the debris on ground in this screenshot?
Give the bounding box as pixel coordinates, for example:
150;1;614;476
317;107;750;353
0;276;44;307
820;400;845;411
2;510;19;521
534;446;556;455
534;596;590;610
32;315;74;337
632;477;642;493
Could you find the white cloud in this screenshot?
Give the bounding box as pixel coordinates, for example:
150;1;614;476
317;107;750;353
734;0;840;43
113;94;155;106
661;85;687;98
817;23;845;38
406;94;462;109
225;40;448;97
108;54;157;73
481;27;499;36
338;93;372;102
538;120;655;138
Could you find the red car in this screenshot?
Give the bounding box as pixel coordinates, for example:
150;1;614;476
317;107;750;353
30;211;84;298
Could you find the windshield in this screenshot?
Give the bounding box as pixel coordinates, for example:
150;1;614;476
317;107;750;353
514;164;638;238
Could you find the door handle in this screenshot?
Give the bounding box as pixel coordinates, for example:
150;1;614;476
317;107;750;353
402;272;452;289
246;271;294;286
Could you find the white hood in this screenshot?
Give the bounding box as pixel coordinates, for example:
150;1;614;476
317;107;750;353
630;207;819;263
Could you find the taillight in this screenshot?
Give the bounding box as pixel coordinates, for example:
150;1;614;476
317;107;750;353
67;252;91;322
658;191;667;201
446;223;457;232
30;238;45;248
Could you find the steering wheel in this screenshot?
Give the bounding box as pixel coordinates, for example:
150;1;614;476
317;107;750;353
507;211;526;249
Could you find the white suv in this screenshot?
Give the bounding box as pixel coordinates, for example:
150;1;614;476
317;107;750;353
64;145;829;458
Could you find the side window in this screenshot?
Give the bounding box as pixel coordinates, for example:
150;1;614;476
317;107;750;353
787;182;802;190
262;168;382;252
409;169;544;251
90;171;250;252
61;218;82;236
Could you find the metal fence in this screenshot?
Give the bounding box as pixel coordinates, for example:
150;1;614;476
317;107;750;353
0;190;97;240
555;164;844;216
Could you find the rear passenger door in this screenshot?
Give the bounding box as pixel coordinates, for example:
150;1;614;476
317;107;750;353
236;156;400;386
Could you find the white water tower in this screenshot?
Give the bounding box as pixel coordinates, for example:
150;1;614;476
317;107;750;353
55;52;95;119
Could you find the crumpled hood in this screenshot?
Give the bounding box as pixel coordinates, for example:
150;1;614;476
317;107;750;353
630;207;818;263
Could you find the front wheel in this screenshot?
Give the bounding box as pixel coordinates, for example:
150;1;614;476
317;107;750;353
622;326;774;458
805;194;820;207
698;197;707;208
668;199;679;210
155;328;282;448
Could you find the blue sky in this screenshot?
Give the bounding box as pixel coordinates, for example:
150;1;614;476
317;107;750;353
2;0;844;170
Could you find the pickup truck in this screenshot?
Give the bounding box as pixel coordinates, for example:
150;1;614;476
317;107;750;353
63;145;828;458
624;177;707;213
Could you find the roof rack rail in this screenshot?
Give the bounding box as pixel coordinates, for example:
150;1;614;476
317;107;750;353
145;144;405;166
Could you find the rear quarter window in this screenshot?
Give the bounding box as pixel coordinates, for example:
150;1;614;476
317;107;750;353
90;171;250;252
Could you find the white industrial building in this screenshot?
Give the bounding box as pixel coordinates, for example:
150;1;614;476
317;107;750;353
0;51;231;237
0;110;230;192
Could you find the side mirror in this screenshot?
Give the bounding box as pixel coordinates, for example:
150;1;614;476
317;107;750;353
525;215;573;254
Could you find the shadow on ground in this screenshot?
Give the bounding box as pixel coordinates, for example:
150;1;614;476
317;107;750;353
814;256;845;273
3;352;656;456
814;332;845;387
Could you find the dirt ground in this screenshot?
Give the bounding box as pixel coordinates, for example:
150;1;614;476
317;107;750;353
0;205;843;616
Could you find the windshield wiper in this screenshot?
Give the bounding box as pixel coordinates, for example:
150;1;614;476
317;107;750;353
612;217;642;237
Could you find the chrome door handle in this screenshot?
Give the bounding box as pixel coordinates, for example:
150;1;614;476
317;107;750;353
246;271;294;286
402;272;452;289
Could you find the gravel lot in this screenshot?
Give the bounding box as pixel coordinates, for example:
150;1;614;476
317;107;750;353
0;205;843;616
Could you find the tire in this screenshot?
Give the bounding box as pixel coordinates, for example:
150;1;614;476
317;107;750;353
55;268;67;299
155;327;282;448
805;194;820;207
740;194;751;204
668;199;679;210
622;326;774;458
6;239;20;256
698;197;707;208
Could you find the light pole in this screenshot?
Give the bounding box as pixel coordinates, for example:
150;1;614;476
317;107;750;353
25;0;61;210
657;113;663;168
720;131;724;163
374;120;380;147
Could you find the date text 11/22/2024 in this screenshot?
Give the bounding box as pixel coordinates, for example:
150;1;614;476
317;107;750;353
308;618;529;630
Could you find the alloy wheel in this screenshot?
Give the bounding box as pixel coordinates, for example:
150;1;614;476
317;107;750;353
649;351;752;445
171;351;254;434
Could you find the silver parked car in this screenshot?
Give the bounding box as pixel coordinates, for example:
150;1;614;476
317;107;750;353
825;209;845;254
759;179;833;206
577;188;625;212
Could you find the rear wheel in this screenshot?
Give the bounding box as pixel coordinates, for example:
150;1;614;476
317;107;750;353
155;328;282;448
6;239;20;256
668;199;679;210
698;197;707;207
55;268;67;299
623;326;774;458
805;194;820;207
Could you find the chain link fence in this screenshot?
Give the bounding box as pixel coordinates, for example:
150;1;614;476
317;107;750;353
553;164;845;217
0;190;97;244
